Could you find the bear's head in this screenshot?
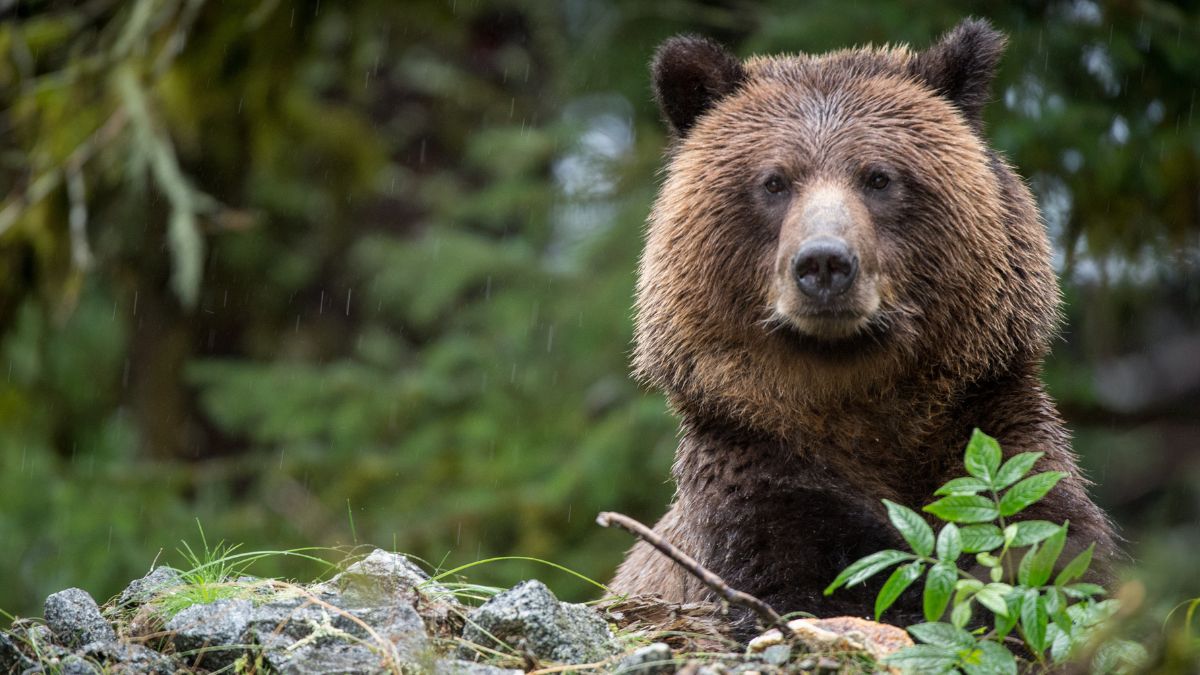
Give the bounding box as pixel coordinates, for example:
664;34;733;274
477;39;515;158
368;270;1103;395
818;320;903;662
634;19;1060;435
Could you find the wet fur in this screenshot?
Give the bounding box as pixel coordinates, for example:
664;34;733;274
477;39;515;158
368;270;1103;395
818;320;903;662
612;19;1118;628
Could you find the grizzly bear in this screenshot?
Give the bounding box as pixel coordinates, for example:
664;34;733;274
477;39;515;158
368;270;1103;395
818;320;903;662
610;19;1117;627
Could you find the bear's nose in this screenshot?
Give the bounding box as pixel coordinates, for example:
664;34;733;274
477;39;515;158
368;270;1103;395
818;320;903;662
791;238;859;299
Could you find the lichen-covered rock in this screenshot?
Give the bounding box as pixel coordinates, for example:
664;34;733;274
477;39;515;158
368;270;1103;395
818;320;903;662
117;567;183;607
44;588;116;648
77;640;178;674
615;642;675;674
458;580;615;665
165;598;254;670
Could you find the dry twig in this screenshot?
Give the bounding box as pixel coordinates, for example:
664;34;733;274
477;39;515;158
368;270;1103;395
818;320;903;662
596;511;793;639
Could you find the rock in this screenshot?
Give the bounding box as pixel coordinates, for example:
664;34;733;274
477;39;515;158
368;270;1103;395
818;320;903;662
458;580;615;665
117;567;183;607
615;642;675;674
747;616;913;672
0;631;35;673
44;588;116;648
165;598;255;671
77;640;178;674
58;654;101;674
431;659;524;674
249;595;429;673
326;549;444;606
260;641;392;675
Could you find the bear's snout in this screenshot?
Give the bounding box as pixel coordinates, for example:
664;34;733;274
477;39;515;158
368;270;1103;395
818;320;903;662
790;236;859;301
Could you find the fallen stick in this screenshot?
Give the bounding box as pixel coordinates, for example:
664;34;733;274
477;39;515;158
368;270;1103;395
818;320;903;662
596;511;793;639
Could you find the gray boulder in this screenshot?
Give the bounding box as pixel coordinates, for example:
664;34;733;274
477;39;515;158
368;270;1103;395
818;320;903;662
248;594;429;673
458;580;615;665
44;588;116;648
324;548;445;607
165;598;254;671
117;566;183;607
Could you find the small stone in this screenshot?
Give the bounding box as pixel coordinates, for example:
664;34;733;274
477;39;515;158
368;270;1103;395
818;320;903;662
59;654;102;674
615;642;675;674
458;580;616;665
44;588;116;648
117;567;183;607
165;598;254;671
78;640;178;674
761;643;792;665
815;655;842;673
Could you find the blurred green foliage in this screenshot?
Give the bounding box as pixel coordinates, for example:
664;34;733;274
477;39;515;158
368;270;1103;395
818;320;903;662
0;3;1197;664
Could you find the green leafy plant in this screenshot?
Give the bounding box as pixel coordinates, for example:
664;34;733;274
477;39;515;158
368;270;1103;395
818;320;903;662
825;429;1145;673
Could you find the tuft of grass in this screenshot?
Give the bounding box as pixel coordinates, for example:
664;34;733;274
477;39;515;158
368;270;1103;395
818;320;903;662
426;555;610;606
150;521;344;619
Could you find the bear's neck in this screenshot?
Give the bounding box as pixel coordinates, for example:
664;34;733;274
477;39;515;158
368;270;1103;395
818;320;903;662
672;380;959;504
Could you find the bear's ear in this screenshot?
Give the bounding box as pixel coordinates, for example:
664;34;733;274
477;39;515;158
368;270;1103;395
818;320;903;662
909;18;1006;132
652;35;746;138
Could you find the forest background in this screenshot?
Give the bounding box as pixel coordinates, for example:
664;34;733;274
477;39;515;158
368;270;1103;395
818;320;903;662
1;0;1198;624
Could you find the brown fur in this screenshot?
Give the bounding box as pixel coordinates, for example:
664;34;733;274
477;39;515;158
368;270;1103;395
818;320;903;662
612;20;1118;628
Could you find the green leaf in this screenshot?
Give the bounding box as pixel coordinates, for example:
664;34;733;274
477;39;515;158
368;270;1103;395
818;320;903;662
976;584;1012;617
955;578;984;604
824;549;912;594
1049;624;1073;663
1018;542;1037;586
1054;544;1094;586
1044;587;1064;615
961;640;1018;675
951;599;973;628
936;523;962;561
959;524;1005;553
881;645;959;673
875;562;924;620
934;477;990;496
1007;520;1061;547
992;451;1043;490
998;471;1067;517
1063;583;1106;599
923;562;957;622
907;621;976;649
994;592;1021;638
885;499;934;557
1020;588;1047;654
964;429;1002;484
1026;522;1069;587
925;495;999;524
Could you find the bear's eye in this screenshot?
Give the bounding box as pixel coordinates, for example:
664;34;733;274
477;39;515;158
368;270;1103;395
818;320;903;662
866;171;891;191
763;175;788;195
